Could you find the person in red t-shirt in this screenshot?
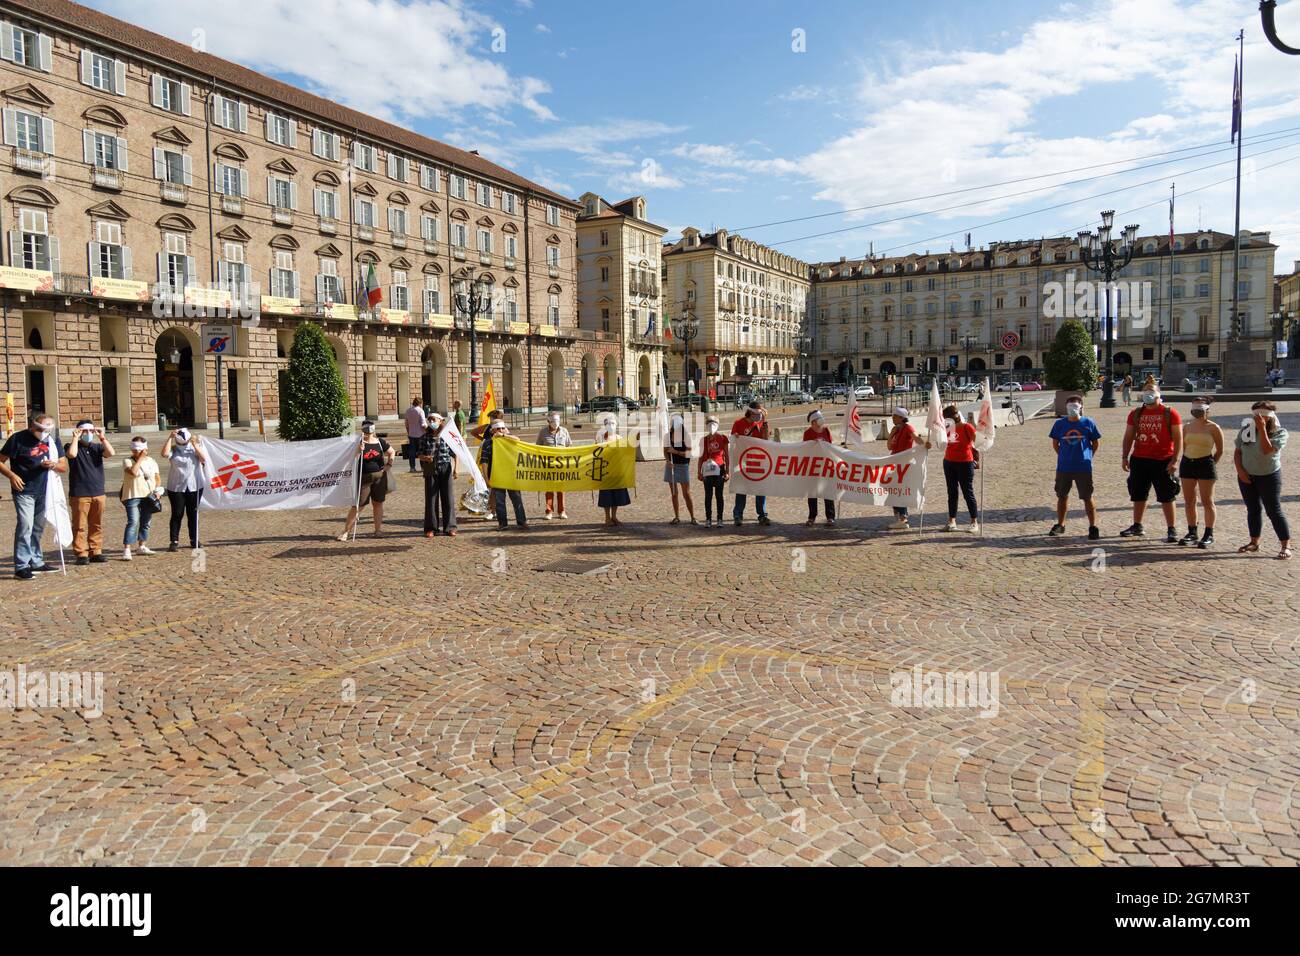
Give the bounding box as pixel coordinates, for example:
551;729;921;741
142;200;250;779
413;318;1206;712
803;410;836;526
942;404;980;532
697;414;729;527
731;401;771;525
1120;380;1183;541
885;407;929;530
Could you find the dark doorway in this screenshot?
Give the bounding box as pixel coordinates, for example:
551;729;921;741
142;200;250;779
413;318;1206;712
101;368;120;430
155;331;196;428
26;368;46;414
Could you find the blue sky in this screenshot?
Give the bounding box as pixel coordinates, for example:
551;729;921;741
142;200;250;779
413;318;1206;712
97;0;1300;269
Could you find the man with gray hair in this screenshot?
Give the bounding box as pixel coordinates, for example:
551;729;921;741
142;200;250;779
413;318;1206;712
0;411;67;579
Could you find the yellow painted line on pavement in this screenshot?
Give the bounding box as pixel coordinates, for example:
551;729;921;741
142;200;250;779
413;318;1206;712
1069;689;1110;865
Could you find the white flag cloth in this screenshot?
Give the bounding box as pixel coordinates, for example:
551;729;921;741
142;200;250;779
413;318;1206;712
846;386;864;447
43;439;72;548
199;435;359;510
973;377;996;452
437;418;488;496
655;364;670;441
925;379;949;450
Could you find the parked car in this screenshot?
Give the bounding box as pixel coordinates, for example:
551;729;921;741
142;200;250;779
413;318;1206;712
853;384;876;399
1019;382;1044;391
995;381;1023;392
954;381;981;395
672;394;706;409
578;395;640;413
781;391;814;404
813;386;837;400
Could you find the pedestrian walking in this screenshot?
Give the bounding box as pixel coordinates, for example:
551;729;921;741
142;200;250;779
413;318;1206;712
1046;395;1101;540
119;436;162;560
1120;382;1182;541
885;407;927;530
162;427;207;552
404;398;427;473
1121;374;1133;406
1234;401;1291;559
664;412;696;525
536;411;572;519
418;412;458;537
595;414;630;526
942;404;980;533
0;412;66;578
698;414;728;527
65;418;114;565
338;420;394;540
731;401;771;526
1177;397;1223;549
804;410;836;527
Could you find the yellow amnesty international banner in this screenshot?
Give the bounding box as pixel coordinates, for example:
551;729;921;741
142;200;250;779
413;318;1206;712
488;436;636;492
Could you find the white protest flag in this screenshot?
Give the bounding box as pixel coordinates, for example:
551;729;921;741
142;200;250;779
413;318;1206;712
437;417;488;496
655;364;670;440
44;439;73;551
973;377;996;452
925;379;949;450
846;385;864;447
199;435;358;510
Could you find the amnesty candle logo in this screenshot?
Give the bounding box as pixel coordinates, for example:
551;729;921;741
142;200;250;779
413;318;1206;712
585;445;609;483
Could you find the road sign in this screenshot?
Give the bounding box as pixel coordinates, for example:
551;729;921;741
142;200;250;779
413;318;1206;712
201;324;235;354
1000;331;1021;350
470;371;482;382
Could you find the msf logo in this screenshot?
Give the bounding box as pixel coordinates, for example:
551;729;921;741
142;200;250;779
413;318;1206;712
210;454;266;492
584;445;609;483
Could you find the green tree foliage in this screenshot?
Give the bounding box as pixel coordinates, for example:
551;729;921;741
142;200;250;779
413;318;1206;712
278;322;352;440
1044;319;1099;393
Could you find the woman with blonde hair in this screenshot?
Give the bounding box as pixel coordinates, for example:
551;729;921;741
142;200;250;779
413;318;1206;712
1176;397;1223;549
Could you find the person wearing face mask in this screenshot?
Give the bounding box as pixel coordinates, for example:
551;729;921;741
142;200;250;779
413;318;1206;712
119;435;161;560
803;410;836;527
941;404;980;533
731;401;771;526
482;419;527;531
1235;401;1291;559
338;420;394;540
162;427;207;552
1176;397;1223;549
697;415;729;527
595;415;630;526
536;411;572;519
885;407;929;531
1047;396;1102;540
65;419;115;566
664;412;697;525
1120;383;1182;541
418;412;458;537
0;412;67;579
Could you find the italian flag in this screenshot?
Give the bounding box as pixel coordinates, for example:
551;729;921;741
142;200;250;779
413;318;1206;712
364;263;382;308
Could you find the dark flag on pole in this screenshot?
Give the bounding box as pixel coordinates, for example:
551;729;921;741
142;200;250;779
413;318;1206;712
1231;55;1242;143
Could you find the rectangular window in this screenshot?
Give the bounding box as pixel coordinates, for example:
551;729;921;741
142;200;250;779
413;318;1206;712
387;153;408;181
269;176;295;210
449;174;467;199
86;52;119;93
502;192;516;215
420;214;438;241
547;246;559;267
314;187;338;220
476;183;493;207
477;228;492;253
212;95;246;132
92;221;124;279
312;128;339;161
546;204;559;226
10;108;46;152
272;250;297;298
214;162;244;196
4;26;52;71
505;235;517;259
452;223;467;248
420;164;440;191
389;207;407;236
355;199;376;228
86;131;123;169
548;293;560;325
221;242;247;292
317;257;342;303
423;287;441;315
353;142;376;172
152;76;189;115
162;232;191;293
266;113;295;148
153;148;189;185
505;291;517;322
391;269;408;310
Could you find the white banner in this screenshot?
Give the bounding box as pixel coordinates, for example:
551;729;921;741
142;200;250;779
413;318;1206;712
437;418;488;496
199;435;359;510
44;440;72;550
730;435;928;509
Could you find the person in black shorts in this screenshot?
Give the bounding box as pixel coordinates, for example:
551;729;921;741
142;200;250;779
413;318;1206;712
338;420;394;540
1120;381;1183;541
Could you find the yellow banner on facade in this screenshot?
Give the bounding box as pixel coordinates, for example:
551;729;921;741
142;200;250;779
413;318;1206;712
90;277;151;302
488;436;636;492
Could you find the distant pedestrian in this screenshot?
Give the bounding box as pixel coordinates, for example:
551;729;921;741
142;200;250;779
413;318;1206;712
480;419;527;530
803;410;835;527
404;398;427;473
338;420;394;540
942;404;980;533
452;399;468;436
162;427;207;552
0;412;66;578
536;411;571;519
1120;382;1182;541
1177;397;1223;549
120;436;162;560
698;414;728;527
885;407;927;530
731;401;771;526
1235;401;1291;559
595;414;630;526
1046;395;1101;540
419;412;458;537
1121;375;1133;406
664;413;696;525
65;419;114;565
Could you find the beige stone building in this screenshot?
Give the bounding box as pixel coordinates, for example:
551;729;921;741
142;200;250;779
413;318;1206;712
0;0;613;433
659;227;808;396
575;192;666;402
808;230;1277;386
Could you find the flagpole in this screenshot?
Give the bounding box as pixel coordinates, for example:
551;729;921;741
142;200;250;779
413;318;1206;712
1230;31;1244;339
350;445;363;541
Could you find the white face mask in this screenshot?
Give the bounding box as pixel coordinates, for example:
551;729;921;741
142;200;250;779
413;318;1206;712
362;424;376;434
549;416;561;427
1141;392;1157;405
131;441;147;453
1066;403;1082;418
1190;405;1208;418
708;423;719;434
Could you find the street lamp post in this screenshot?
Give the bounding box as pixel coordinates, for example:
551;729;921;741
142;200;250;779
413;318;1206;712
1155;320;1168;380
671;311;699;401
455;271;493;413
961;334;977;380
1078;211;1139;408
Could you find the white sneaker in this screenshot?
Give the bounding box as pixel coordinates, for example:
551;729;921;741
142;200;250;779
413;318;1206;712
892;518;910;531
120;548;133;561
544;511;553;520
944;520;957;531
968;520;981;534
559;511;568;519
136;545;156;555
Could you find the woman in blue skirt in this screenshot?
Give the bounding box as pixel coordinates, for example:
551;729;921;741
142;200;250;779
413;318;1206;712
594;414;631;526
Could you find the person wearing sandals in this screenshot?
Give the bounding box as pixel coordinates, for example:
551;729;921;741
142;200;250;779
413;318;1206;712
1234;401;1291;560
338;420;393;540
803;410;836;527
595;414;630;526
1177;397;1223;549
664;412;697;525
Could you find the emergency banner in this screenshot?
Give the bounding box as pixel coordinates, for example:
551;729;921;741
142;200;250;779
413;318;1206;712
729;435;928;509
200;435;359;510
488;436;637;492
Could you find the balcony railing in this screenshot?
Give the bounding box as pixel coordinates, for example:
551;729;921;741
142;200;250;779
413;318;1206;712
12;147;48;175
392;234;407;249
91;166;122;190
504;256;516;270
160;181;188;204
479;251;492;266
423;239;438;255
53;273;92;296
272;207;293;226
453;246;467;261
221;195;244;215
318;216;337;235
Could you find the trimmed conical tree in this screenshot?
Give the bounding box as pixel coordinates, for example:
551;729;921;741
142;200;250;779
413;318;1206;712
1044;319;1099;395
278;321;352;440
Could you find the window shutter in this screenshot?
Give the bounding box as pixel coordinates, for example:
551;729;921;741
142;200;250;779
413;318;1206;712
238;102;248;133
41;117;53;155
181;153;192;186
331;133;340;159
289;182;298;210
180;83;191;116
122;246;133;280
79;49;91;86
83;129;94;164
48;237;60;275
212;161;221;193
0;23;13;62
352;140;359;166
287;121;296;149
150;74;162;107
313;187;321;216
264;112;273;142
387;153;396;178
157;252;165;283
267;175;274;205
208;93;220;125
312;128;322;156
113;60;125;95
184;255;195;287
315;274;324;300
239;168;248;197
291;271;300;299
268;267;276;297
116;137;128;172
152;147;164;180
1;108;12;147
8;230;20;267
87;240;99;275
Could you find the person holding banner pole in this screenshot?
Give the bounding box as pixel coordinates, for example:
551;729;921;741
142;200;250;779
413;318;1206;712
162;427;207;552
536;411;572;519
595;414;631;526
731;402;771;526
886;408;928;530
418;412;458;537
338;421;393;540
803;411;836;527
1;412;66;578
479;418;527;531
941;404;980;534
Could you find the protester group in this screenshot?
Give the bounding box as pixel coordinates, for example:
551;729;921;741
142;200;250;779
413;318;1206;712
1;374;1291;580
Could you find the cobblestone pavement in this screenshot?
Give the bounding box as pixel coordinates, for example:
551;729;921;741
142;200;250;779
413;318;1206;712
1;400;1297;866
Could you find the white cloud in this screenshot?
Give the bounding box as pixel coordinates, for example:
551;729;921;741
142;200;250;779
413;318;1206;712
535;23;551;34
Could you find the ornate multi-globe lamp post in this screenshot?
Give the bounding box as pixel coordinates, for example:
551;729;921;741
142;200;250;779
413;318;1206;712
1077;211;1139;409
